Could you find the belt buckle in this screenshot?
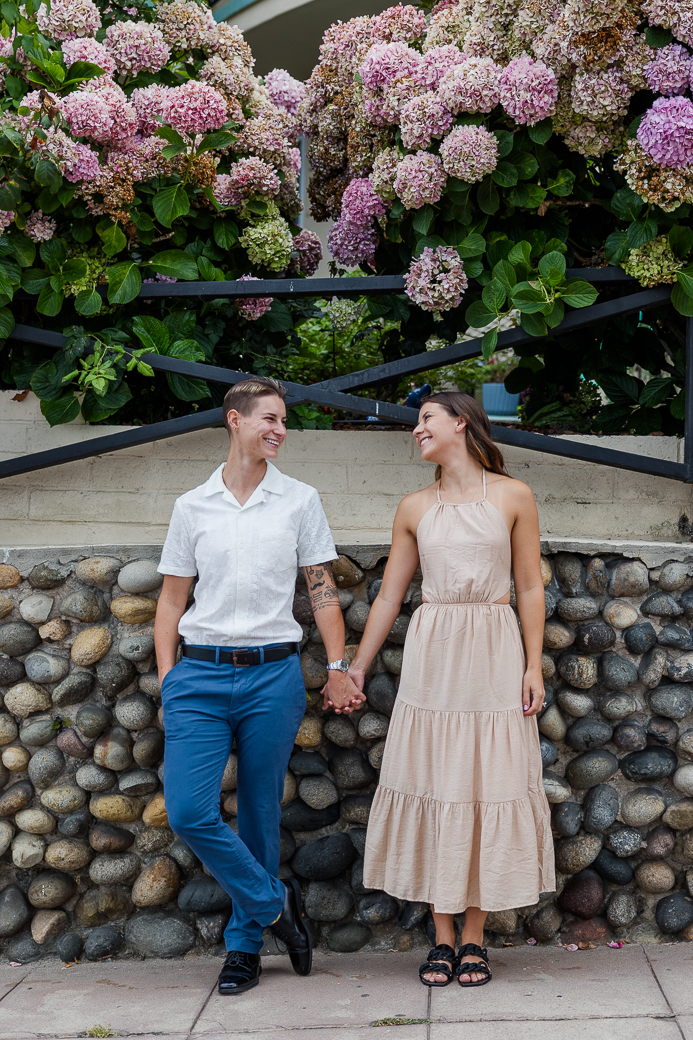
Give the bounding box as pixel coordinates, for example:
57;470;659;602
232;649;250;667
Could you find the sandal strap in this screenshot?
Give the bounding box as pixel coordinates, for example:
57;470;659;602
419;961;453;979
458;943;488;961
458;960;490;974
428;944;457;961
419;945;457;980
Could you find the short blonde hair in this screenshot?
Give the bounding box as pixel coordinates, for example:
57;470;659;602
222;376;287;433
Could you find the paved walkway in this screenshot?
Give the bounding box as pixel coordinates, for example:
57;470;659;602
0;944;691;1040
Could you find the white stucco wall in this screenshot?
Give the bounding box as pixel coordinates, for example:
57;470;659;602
0;391;690;547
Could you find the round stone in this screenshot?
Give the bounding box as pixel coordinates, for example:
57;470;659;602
289;750;328;775
682;588;693;619
300;652;327;690
566;717;613;752
557;653;598;689
635;860;675;893
358;890;399;924
657;624;693;650
71;627;111;667
44;838;92;871
388;615;410;644
131;856;179;907
540;735;557;767
659;562;690;591
135;827;172;855
39;618;71;643
114;693;157;731
323;715;357;748
538;703;568;742
89;824;135;853
649;684;693;719
305;881;354;921
28;871;76;908
119;635;155;663
586;558;607;595
110;596;157;625
119;768;158;797
613;720;647;752
608;560;649;597
621;787;666;827
644;824;675;859
57;932;84;962
599;692;637;721
19;594;53;625
133;729;164;768
583;783;619;833
607;826;644;857
117;560;163;594
542;654;556;680
126;912;195;958
138;672;161;698
89;851;141;885
96;657;137;698
366;672;398;715
340;793;373;825
543;621;575;650
544;589;558;619
555;554;583;595
7;935;42;963
94;727;134;771
0;659;25;686
328;920;372;952
0;819;14;856
345;601;370;633
648;716;680;747
56;727;90;759
540;556;552;586
58;809;90;838
59;589;104;623
220;754;237;792
4;682;51;718
90;793;144;823
298;775;339;810
565;749;618;789
593;848;633;885
40;784;87;814
674;764;693;796
15;808;55;834
555;834;602;874
75;557;122;589
663;799;693;830
607;890;638;928
678;729;693;759
76;762;117;793
542;771;572;803
369;741;386;769
575;622;616;653
332;556;364;589
552;801;582;836
0;779;33;816
381;648;403;674
0;564;20;589
558;868;603;919
620;747;678;782
358;712;389;740
0;595;12;619
2;744;30;771
76;703;112;739
602;651;638;690
655;892;693;935
85;925;123;961
648;591;686;619
557;688;594;718
291;833;357;880
557;597;599;622
28;561;71;589
667;653;693;683
12;831;45;867
178;875;231;913
624;622;657;654
280;798;339;832
526;904;562;942
0;714;18;746
0;885;31;937
603;600;639;630
331;748;376;789
484;909;518;935
52;671;95;708
142;792;168;828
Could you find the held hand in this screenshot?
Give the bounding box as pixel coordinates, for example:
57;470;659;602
522;667;545;717
321;671;366;714
347;665;366;693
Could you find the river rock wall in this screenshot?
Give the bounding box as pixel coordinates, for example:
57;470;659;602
0;544;692;963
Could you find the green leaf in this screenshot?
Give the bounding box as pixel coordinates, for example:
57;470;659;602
8;234;36;268
604;231;629;264
196;255;216;281
245;199;267;216
538;250;566;280
645;25;672;47
545;299;564;328
197;131;236;153
493;259;516;294
481;327;498;359
412;204;435;236
30;360;64;401
482;279;506;312
0;306;15;339
465;300;496;328
74;288;102;315
40;393;80;427
154;126;187;148
512;152;539;181
528;118;553;144
456;233;485;258
153;185;190;228
677;265;693;297
599;372;640;404
167;337;206;362
639;375;674;408
132;315;169;353
477;177;499;215
0;181;20;209
36;284;64;315
520;311;547;337
161;144;187;160
671;391;685;420
40;238;66;266
213;217;238;250
97;220;127;257
21;268;50;294
493;129;514;158
133;211;155;232
107;261;141;304
61;259;88;283
166;372;211;402
491;161;518;188
511;283;548;313
81;382;132;423
626;217;658;249
259;299;293;332
524;184;547;209
507;183;529;207
547;169;575;196
559;279;598;308
35;158;62;194
1;2;19;22
611;187;644;222
672;282;693;316
149;249;198;280
63;60;105;85
508;240;531;266
669;225;693;260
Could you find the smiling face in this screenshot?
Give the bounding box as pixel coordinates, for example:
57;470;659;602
226;393;287;459
414;401;465;463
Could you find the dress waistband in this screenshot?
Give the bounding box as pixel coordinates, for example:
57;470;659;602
421;600;512;606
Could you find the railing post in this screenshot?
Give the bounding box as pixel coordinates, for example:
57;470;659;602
686;316;693;482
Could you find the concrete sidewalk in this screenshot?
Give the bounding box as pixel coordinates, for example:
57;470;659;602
0;944;691;1040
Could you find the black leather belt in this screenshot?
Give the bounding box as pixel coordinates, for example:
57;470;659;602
181;642;300;667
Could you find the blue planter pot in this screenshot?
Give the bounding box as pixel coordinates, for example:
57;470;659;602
482;382;520;416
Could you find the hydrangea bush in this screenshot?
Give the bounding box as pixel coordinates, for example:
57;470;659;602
301;1;693;434
0;0;322;424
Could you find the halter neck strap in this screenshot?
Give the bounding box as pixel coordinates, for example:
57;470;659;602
482;468;487;500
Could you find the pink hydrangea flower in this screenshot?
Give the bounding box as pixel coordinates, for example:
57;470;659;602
439;124;498;182
235;274;273;320
104;20;171;75
642;0;693;49
155;0;217;51
360;42;422;91
291;229;322;275
264;68;306;116
417;45;467;90
35;0;101;40
341;177;387;223
62;37;116;77
163;81;228;135
130;83;172;135
499;56;558;125
571;68;632;119
35;128;100;182
638;95;693;169
24;210;56;242
61;82;138;144
400;93;453;149
405;246;468;312
372;4;427;44
0;210;14;235
328;217;379;266
394;152;447;208
105;134;168;181
437;57;502;114
644;43;692;96
214;158;281;207
371;147;402;199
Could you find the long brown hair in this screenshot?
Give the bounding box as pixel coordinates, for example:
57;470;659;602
421;391;508;482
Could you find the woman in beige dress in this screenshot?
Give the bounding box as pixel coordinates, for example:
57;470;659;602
348;391;555;988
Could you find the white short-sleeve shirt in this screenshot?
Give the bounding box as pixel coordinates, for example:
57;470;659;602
158;461;337;647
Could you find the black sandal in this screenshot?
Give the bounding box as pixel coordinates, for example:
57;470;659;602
418;944;458;988
456;943;492;987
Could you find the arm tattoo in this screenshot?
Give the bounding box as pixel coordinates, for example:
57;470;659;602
305;563;339;612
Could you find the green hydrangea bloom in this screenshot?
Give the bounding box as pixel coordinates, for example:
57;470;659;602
63;246;110;298
239;213;293;272
622;235;684;288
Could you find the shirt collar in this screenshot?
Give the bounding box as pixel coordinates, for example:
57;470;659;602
202;461;284;507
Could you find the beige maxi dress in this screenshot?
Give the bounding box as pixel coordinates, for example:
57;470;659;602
363;472;555;914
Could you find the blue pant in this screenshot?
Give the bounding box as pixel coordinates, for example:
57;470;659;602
161;647;306;953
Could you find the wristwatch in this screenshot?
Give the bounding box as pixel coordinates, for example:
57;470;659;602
326;658;350;673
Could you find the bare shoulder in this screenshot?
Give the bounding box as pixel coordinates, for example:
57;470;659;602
395;483;438;530
487;472;537;515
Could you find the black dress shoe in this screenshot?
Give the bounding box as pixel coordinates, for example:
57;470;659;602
218;950;261;995
269;877;312;976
